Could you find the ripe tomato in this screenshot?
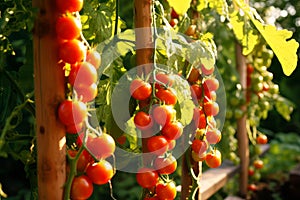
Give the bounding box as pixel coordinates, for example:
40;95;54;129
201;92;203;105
136;168;159;188
66;122;83;134
152;105;175;126
130;79;152;100
191;139;208;155
194;113;206;129
156;181;177;200
256;134;268;145
190;84;202;100
171;8;179;19
86;50;101;69
86;160;114;185
69;62;97;86
59;39;86;64
87;134;116;159
147;135;169;156
56;0;83;13
203;78;219;92
205;149;222;168
248;167;255;176
203;101;219;116
247;63;254;74
253;159;264;169
193;107;204;121
206;129;222;144
247;183;257;191
56;15;81;40
201;64;215;76
58;99;87;126
187;68;200;83
134;111;153;130
156;88;177;105
154;155;177;175
161;121;183;140
68;149;93;172
70;175;93;200
74;82;98;102
155;73;174;87
169;18;178;27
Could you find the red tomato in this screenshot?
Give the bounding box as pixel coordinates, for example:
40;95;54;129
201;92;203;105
190;84;202;100
171;8;179;19
86;160;114;185
161;121;183;140
134;111;153;130
194;114;207;129
154;155;177;175
203;101;219;116
59;39;86;64
205;149;222;168
56;0;83;13
201;64;215;76
74;82;98;102
69;62;97;86
156;88;177;105
247;183;257;191
256;134;268;145
70;175;93;199
247;63;255;74
203;78;219;92
191;139;208;155
136;168;159;188
156;181;177;200
86;50;101;69
76;133;94;147
248;167;255;176
147;136;169;156
87;134;116;159
206;129;222;144
155;73;174;87
58;99;87;126
187;68;200;83
56;15;81;40
130;79;152;100
169;18;178;27
193;107;204;121
152;105;175;126
253;159;264;169
66;122;83;134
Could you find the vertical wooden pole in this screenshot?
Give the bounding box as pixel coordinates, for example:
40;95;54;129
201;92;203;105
236;42;249;198
33;0;66;199
134;0;154;165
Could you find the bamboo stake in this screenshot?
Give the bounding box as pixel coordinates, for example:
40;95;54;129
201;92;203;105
33;0;66;199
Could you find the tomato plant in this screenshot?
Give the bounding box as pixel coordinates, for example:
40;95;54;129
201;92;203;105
70;175;94;200
136;168;159;189
130;79;152;101
58;99;87;126
86;160;114;185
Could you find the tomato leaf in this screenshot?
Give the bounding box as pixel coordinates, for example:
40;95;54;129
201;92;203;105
275;96;294;121
229;11;259;55
250;19;299;76
167;0;192;15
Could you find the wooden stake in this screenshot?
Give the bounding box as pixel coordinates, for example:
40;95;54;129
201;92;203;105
33;0;66;199
235;43;249;198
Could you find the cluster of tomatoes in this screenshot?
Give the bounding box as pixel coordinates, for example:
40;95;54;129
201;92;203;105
130;72;179;199
247;134;268;192
55;0;116;199
188;65;222;168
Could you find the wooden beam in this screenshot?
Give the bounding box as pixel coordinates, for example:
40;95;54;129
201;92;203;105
33;0;66;199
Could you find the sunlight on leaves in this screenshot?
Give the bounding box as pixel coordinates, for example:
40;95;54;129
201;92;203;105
167;0;192;15
275;96;294;121
250;18;299;76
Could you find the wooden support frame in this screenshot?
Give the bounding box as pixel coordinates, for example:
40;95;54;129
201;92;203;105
33;0;66;199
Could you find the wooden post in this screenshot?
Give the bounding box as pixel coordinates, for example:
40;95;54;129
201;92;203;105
33;0;66;199
134;0;154;165
235;43;249;198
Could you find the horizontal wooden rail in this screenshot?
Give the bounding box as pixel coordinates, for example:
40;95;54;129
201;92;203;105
199;144;270;200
